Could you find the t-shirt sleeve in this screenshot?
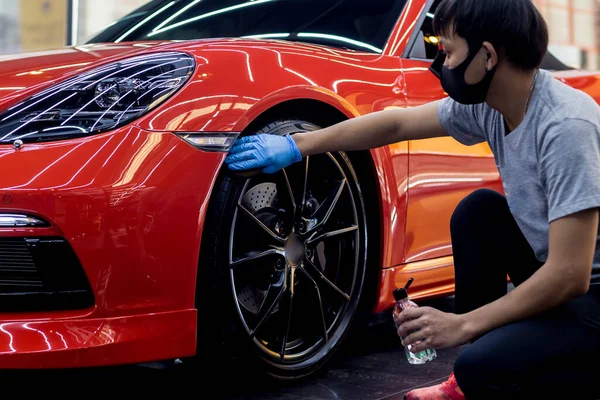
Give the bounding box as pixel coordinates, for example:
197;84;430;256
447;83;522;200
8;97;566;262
436;97;487;146
540;118;600;223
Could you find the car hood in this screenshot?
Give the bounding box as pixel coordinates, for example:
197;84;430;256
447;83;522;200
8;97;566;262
2;39;600;108
0;42;179;108
0;38;367;109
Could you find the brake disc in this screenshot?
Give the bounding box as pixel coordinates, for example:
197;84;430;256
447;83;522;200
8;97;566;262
237;285;266;315
241;182;278;213
237;182;280;315
237;280;283;315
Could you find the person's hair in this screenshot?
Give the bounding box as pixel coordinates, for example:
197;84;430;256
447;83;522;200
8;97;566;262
432;0;549;70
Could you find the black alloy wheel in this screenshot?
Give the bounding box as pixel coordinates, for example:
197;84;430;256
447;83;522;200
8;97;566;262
197;119;369;381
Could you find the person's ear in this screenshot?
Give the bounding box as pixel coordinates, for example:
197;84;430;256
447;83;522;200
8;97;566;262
481;41;498;71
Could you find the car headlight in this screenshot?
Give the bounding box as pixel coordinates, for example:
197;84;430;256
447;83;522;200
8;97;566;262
0;52;195;144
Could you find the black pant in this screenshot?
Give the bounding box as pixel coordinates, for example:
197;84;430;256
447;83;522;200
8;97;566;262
450;189;600;400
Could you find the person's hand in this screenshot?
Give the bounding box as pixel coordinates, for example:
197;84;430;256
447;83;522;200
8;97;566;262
225;134;303;174
396;307;472;352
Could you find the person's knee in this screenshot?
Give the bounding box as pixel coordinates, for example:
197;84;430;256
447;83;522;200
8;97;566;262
450;189;507;235
454;346;523;400
453;348;483;395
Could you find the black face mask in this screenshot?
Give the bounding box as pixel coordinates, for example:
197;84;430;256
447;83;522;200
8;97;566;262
430;45;497;105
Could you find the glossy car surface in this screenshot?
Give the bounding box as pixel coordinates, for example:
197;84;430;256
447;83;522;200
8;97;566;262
0;0;597;377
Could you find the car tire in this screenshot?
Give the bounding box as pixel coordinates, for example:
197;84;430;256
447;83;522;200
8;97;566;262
196;118;370;382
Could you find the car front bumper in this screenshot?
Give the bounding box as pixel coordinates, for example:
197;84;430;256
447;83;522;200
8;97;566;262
0;125;225;367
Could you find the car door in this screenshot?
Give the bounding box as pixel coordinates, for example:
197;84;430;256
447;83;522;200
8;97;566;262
400;0;503;268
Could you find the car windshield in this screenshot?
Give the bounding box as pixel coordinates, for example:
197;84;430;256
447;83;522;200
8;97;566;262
86;0;408;53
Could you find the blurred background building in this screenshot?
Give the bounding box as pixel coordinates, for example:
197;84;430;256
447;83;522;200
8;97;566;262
0;0;146;54
533;0;598;69
0;0;598;70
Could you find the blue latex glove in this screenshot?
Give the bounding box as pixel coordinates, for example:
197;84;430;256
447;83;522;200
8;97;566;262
225;134;303;174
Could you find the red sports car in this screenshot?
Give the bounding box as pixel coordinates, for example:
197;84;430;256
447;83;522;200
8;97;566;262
0;0;597;380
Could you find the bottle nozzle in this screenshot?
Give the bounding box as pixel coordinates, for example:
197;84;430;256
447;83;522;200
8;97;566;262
393;277;415;301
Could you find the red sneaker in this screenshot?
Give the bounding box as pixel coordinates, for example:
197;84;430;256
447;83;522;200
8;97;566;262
404;372;465;400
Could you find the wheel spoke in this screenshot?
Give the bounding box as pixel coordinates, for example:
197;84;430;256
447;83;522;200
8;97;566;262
230;248;284;269
280;267;296;360
237;202;285;244
297;266;328;343
251;273;288;338
306;179;346;234
306;225;358;246
281;168;296;222
301;156;309;214
304;257;350;301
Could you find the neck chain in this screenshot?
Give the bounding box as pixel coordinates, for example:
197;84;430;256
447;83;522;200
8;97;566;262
524;70;539;115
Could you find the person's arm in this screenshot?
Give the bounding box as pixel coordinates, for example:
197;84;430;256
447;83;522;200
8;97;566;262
293;100;448;156
224;100;449;173
462;208;597;339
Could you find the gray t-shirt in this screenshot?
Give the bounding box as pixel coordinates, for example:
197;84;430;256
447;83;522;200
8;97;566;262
438;68;600;285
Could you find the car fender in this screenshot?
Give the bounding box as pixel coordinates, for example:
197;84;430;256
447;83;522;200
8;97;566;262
231;84;360;132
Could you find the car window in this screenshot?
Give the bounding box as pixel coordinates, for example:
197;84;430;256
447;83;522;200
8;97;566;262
406;0;572;72
407;0;441;60
87;0;408;54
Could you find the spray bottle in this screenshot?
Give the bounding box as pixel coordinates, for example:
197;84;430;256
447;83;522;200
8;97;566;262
392;278;437;364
